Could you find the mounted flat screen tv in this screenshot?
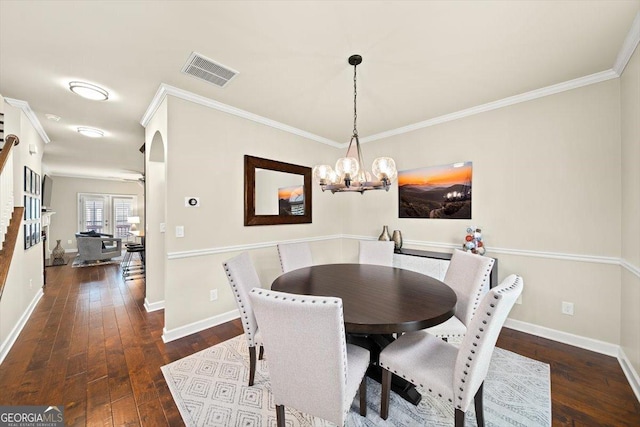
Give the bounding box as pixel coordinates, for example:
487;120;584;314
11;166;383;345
42;175;54;209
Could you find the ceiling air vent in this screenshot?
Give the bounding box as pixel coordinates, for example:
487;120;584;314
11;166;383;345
181;52;238;88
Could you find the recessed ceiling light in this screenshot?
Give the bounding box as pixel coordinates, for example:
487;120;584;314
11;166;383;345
77;127;104;138
45;114;61;122
69;81;109;101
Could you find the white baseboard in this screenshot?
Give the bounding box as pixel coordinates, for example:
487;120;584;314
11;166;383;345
144;298;165;312
0;289;44;365
504;318;619;357
618;347;640;403
504;318;640;403
162;309;240;343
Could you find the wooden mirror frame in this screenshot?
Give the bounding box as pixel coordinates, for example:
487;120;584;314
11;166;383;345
244;155;312;226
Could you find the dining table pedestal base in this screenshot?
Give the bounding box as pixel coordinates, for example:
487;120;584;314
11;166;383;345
347;334;422;406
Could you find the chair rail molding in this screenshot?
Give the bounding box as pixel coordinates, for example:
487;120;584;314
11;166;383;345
167;233;628;269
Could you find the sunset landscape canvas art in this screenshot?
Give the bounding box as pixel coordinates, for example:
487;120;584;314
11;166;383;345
398;162;472;219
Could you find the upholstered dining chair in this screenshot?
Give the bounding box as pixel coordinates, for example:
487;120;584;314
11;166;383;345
358;240;395;266
249;288;370;427
379;274;523;426
222;252;264;386
277;242;313;272
426;249;495;343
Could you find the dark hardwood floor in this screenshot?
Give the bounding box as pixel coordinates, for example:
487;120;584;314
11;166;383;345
0;257;638;426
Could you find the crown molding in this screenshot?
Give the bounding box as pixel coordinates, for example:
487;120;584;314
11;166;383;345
141;11;640;149
360;69;619;144
4;97;51;144
140;83;343;148
48;172;139;183
613;11;640;75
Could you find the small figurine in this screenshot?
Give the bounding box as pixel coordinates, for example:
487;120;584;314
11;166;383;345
462;226;485;255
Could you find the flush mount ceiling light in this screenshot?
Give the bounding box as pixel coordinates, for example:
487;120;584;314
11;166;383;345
313;55;397;194
77;127;104;138
69;81;109;101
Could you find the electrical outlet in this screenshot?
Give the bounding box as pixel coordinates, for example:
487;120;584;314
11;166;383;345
210;289;218;301
515;294;522;305
67;239;72;245
176;226;184;238
561;301;574;315
160;223;166;233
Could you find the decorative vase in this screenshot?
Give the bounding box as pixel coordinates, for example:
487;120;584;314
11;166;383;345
52;239;66;265
392;230;403;250
378;226;391;241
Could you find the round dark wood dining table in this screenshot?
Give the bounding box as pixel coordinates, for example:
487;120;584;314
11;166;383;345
271;263;457;405
271;263;457;335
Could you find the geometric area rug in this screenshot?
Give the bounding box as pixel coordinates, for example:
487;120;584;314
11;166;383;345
161;334;551;426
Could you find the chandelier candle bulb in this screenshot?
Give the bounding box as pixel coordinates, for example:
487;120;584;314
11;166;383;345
313;54;397;194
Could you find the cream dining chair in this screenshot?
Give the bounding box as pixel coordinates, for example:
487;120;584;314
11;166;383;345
426;249;495;343
222;252;264;386
249;288;370;427
277;241;313;272
358;240;395;266
379;274;523;426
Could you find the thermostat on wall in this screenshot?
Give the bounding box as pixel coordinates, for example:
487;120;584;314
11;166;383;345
185;197;200;207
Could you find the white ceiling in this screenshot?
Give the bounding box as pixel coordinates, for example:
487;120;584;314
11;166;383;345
1;1;638;181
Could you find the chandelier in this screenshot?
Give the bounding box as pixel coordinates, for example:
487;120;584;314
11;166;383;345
313;55;397;194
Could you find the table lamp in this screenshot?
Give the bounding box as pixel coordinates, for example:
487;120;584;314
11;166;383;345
127;216;140;236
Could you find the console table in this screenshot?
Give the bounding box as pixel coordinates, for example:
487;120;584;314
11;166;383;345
393;248;498;288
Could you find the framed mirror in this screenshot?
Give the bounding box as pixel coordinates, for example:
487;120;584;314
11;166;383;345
244;155;312;226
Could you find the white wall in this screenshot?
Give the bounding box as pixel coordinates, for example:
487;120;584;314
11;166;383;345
48;176;144;252
0;99;46;361
620;44;640;375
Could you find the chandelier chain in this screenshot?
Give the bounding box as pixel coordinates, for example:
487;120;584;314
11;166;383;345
353;62;358;137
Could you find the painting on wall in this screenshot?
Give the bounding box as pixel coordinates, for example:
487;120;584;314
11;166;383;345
24;224;31;249
398;161;473;219
24;166;31;193
278;185;305;216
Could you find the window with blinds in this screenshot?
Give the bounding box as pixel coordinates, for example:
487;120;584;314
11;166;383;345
113;197;134;238
84;198;104;233
78;194;138;237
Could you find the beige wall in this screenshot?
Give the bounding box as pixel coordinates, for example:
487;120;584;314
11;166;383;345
161;96;345;331
153;79;626;347
345;79;623;344
48;176;144;252
620;44;640;374
143;97;168;307
0;100;46;358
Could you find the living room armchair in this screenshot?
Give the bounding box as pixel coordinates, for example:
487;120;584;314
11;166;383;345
76;234;122;262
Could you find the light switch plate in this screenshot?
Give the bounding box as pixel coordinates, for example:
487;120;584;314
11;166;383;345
176;226;184;238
